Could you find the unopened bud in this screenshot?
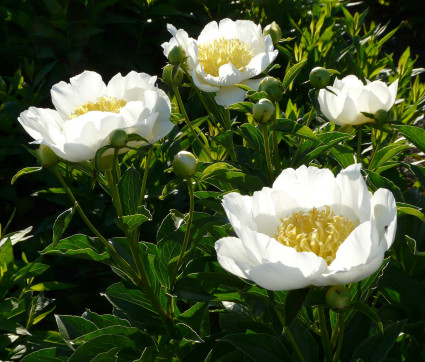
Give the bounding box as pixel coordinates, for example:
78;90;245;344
263;21;282;45
309;67;331;89
326;285;351;313
172;151;198;178
109;129;128;149
38;144;59;168
258;76;283;103
168;45;186;65
163;64;184;87
374;109;389;125
253;98;275;124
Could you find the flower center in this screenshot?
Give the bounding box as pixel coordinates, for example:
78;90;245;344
275;206;357;265
69;96;127;119
197;38;253;77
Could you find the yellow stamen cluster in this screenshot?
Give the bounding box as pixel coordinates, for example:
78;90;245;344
275;206;357;265
198;38;253;77
69;96;127;119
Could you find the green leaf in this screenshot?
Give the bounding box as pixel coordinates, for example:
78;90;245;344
0;238;14;267
118;166;142;215
52;205;76;247
115;207;152;233
351;301;384;334
72;325;139;344
284;288;310;327
269;118;318;141
227;102;253;113
368;144;408;171
68;335;137;362
21;347;67;362
55;315;98;344
42;234;111;264
11;166;42;185
408;164;425;189
239;123;264;150
282;59;307;92
220;333;291;362
30;281;77;291
82;310;131;329
352;320;407;362
365;170;403;201
329;144;355;168
397;202;425;222
394;125;425;153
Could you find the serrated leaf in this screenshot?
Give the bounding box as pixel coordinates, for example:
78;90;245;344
11;166;42;185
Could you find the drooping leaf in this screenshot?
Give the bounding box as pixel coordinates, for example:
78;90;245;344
11;166;42;185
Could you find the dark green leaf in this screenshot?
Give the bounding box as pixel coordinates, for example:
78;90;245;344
351;301;384;334
397;202;425;222
365;170;403;201
53;205;76;247
394;125;425;153
220;333;291;362
227;102;253;113
55;315;98;344
30;281;76;291
284;288;310;327
21;347;67;362
115;207;152;233
118;166;142;215
270;118;318;141
368;144;408;171
282;60;307;92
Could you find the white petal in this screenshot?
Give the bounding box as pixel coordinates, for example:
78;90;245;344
318;89;336;122
215;237;255;279
251;188;281;237
222;192;257;235
364;81;391;113
191;68;219;92
387;79;399;109
336;95;360;125
214;86;247;106
370;188;397;251
335;164;371;222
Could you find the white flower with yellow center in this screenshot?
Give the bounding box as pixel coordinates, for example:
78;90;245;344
18;71;173;162
318;75;398;125
162;19;278;106
215;164;397;290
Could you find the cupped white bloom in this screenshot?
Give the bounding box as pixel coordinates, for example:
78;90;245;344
318;75;398;126
215;164;397;290
18;70;173;162
161;19;278;106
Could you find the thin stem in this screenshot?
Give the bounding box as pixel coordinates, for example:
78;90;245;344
173;85;213;161
318;306;332;362
262;124;274;184
368;128;385;169
333;313;345;362
138;147;153;207
291;109;315;168
53;167;137;282
270;296;306;362
105;170;123;219
272;103;280;173
356;125;363;163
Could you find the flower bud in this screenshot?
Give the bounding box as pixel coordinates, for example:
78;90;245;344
258;76;283;103
253;98;275;124
38;144;59;168
172;151;198;178
92;154;114;171
263;21;282;45
109;129;128;149
168;45;186;65
162;64;184;87
326;285;351;313
374;109;389;125
309;67;331;89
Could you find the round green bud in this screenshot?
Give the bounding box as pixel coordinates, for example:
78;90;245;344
92;154;114;171
309;67;331;89
38;144;59;168
326;285;351;313
162;64;184;87
172;151;198;178
374;109;389;125
263;21;282;45
258;76;283;103
168;45;186;65
253;98;276;124
109;129;128;149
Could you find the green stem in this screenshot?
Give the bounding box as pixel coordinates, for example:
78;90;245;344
271;298;306;362
356;125;363;164
318;306;332;362
138;147;153;207
272;103;280;173
105;170;123;219
173;85;213;161
53;167;137;282
291;109;315;168
333;313;345;362
262;124;274;184
368;128;385;169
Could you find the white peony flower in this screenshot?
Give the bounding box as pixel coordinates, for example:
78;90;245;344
18;71;173;162
215;164;396;290
162;19;278;107
318;75;398;125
